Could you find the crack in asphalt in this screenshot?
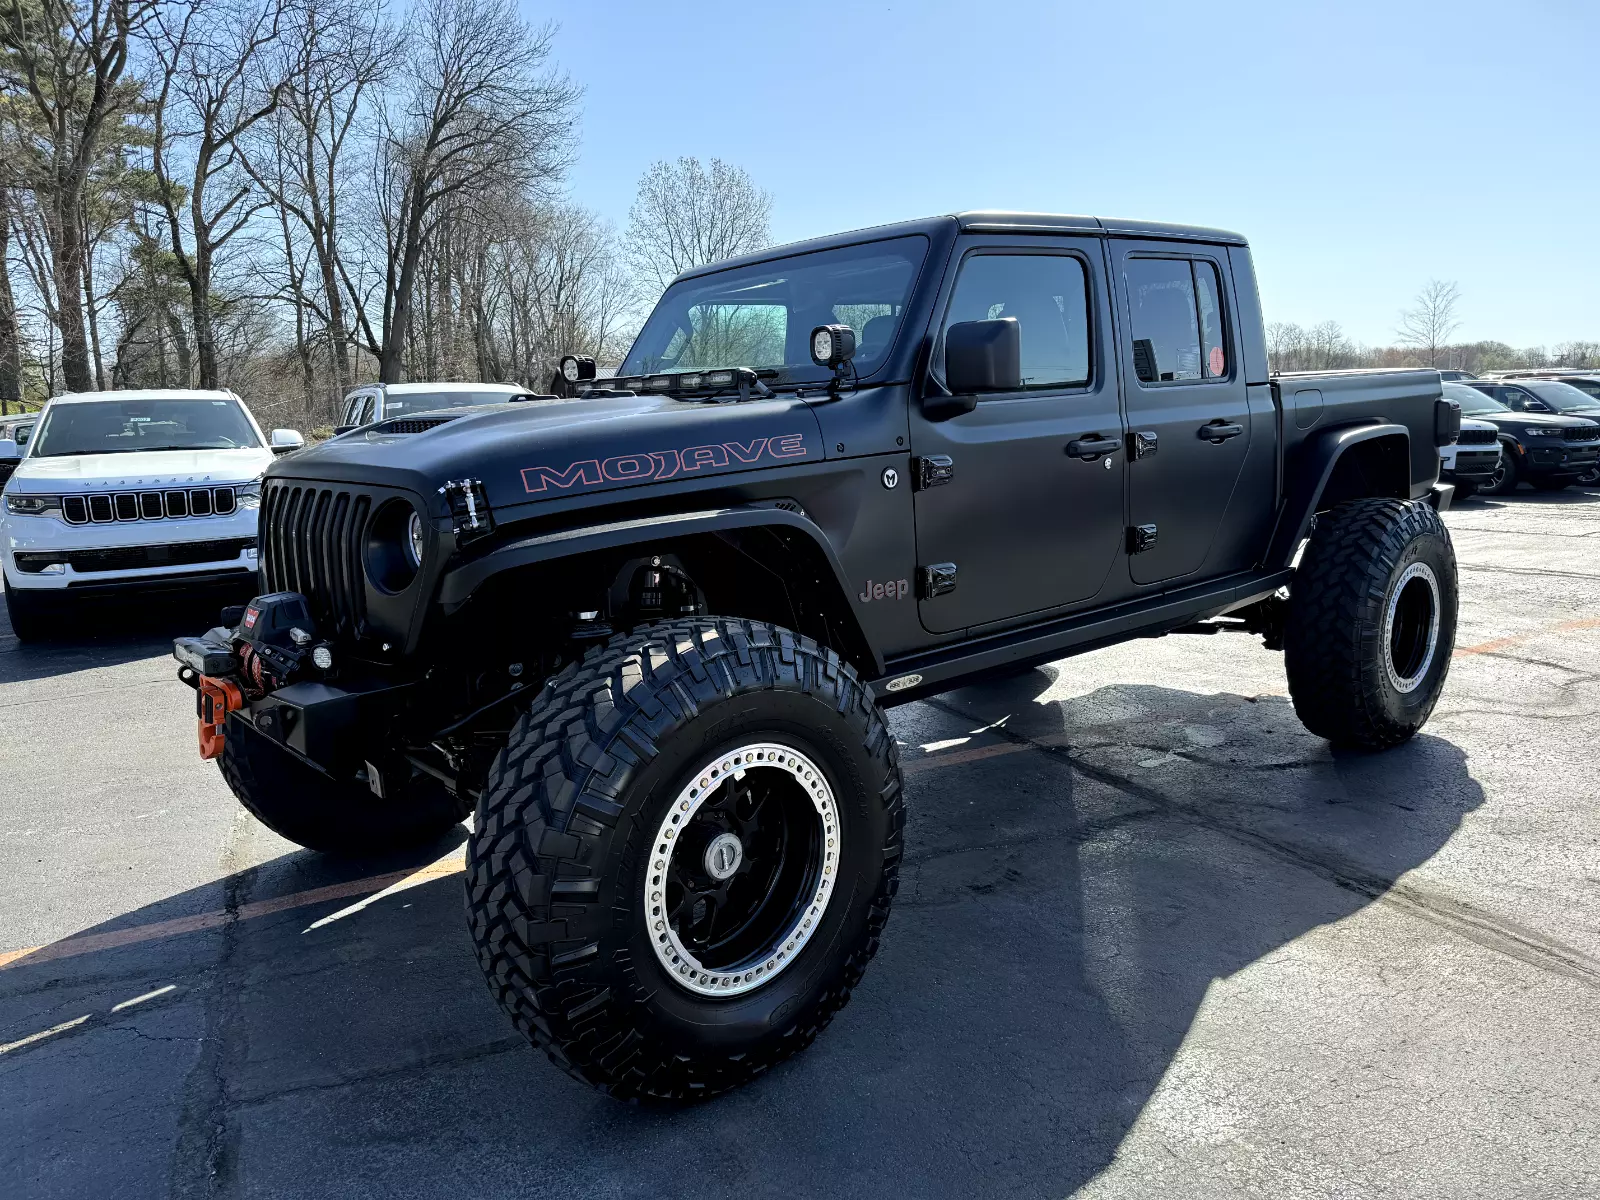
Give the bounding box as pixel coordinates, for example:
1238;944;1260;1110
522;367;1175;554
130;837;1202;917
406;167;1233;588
1456;563;1600;582
167;812;255;1200
225;1037;527;1110
922;697;1600;992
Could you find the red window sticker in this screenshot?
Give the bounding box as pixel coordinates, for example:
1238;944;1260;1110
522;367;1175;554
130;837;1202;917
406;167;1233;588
243;606;259;629
1208;346;1226;377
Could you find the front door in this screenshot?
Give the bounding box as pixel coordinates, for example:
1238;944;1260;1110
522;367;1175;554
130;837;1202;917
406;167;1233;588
910;237;1127;634
1113;245;1253;585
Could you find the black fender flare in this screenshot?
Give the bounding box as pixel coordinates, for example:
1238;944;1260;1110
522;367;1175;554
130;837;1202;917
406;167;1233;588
1266;422;1410;568
436;502;880;671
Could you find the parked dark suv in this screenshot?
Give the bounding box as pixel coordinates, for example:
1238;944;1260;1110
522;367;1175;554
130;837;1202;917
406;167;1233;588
1446;381;1600;492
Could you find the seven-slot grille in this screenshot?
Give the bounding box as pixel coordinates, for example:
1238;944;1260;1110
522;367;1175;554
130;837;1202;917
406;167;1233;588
62;486;236;525
1455;428;1498;444
1562;425;1600;442
259;481;369;640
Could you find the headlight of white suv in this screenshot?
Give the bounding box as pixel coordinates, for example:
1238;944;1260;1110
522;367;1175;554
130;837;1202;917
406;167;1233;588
4;494;62;517
236;480;263;508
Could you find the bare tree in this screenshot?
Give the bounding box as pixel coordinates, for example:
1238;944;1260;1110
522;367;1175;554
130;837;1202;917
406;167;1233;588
0;180;21;409
245;0;397;401
144;0;289;389
365;0;578;383
0;0;153;392
624;157;771;297
1396;279;1462;368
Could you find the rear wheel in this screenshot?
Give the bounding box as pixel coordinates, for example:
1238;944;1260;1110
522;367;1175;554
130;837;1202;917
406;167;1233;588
465;617;903;1102
1284;499;1457;749
219;714;469;853
2;584;59;642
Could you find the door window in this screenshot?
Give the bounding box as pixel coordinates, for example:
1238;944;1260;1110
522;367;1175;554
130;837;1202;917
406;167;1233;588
939;253;1090;390
1125;257;1230;384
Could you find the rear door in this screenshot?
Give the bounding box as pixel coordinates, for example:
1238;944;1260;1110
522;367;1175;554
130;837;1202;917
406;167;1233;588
909;235;1128;633
1112;244;1253;585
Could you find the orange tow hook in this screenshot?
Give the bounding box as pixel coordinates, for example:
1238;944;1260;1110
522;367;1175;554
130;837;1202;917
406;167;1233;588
197;676;245;761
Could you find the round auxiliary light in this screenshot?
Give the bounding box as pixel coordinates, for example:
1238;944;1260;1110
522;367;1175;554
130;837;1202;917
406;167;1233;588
559;354;596;384
407;510;425;567
809;323;857;368
312;646;333;671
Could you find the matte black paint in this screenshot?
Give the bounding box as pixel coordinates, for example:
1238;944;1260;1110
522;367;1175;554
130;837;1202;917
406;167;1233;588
255;211;1445;702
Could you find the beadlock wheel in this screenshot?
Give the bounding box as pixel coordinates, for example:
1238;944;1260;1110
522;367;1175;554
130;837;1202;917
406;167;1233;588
1383;561;1441;695
646;742;839;997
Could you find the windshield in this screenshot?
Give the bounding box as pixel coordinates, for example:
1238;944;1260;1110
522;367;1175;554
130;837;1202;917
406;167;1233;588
386;390;529;417
621;236;928;384
1555;377;1600;401
1443;382;1509;416
32;398;262;457
1525;381;1600;412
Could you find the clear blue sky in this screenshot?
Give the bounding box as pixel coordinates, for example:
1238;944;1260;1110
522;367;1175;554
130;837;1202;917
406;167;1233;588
542;0;1597;348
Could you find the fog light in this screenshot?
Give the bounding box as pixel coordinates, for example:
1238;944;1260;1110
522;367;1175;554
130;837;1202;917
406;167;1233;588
39;562;65;575
312;645;333;671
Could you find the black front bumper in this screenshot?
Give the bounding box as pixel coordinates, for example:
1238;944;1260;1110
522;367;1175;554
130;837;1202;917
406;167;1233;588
241;678;416;777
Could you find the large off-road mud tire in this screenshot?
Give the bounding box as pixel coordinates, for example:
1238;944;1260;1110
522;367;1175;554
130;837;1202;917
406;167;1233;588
1284;498;1457;750
219;713;470;853
466;617;904;1103
2;584;60;642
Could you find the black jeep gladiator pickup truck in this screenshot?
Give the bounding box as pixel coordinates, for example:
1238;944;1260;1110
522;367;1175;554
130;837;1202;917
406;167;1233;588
174;212;1462;1102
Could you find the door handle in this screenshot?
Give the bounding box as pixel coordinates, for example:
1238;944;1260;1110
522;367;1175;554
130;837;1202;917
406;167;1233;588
1198;421;1245;443
1067;434;1122;460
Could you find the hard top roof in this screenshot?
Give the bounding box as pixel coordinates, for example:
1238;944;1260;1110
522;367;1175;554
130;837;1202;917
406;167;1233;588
674;212;1248;283
50;388;238;405
373;381;532;395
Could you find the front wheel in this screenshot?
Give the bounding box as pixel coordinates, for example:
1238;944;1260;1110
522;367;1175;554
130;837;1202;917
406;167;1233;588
1284;499;1457;749
3;584;60;642
1481;451;1518;495
465;617;904;1102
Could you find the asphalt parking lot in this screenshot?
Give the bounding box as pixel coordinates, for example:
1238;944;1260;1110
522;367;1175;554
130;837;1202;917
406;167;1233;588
3;488;1598;1200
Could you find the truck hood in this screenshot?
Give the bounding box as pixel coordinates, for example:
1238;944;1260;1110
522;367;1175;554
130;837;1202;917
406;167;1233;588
266;392;828;516
7;447;275;492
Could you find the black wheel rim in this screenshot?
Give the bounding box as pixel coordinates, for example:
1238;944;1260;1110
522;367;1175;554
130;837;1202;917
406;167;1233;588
645;743;838;996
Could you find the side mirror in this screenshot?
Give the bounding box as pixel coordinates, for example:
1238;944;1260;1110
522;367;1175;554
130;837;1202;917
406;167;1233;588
946;318;1021;395
270;428;305;453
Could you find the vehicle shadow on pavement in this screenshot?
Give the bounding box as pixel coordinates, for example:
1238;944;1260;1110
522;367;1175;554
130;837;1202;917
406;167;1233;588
0;677;1485;1200
0;586;250;684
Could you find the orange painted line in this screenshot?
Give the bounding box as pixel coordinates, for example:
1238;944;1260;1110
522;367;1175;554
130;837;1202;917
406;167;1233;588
2;732;1083;972
0;868;428;973
1454;616;1600;658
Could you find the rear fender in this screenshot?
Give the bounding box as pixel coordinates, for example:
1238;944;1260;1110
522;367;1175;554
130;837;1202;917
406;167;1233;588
1266;424;1411;568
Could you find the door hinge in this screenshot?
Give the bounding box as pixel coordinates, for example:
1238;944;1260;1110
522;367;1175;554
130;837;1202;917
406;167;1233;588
919;562;958;598
1127;524;1158;554
913;454;954;490
1130;430;1158;459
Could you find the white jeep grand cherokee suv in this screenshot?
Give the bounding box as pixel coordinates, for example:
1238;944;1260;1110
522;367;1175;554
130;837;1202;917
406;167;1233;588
1;388;302;641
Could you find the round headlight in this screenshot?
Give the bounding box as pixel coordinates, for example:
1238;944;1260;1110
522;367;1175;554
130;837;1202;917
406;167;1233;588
407;511;425;567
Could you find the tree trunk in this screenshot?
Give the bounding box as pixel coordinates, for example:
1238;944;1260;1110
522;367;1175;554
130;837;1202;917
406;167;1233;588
168;308;193;385
81;220;106;390
0;187;21;412
52;197;93;393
